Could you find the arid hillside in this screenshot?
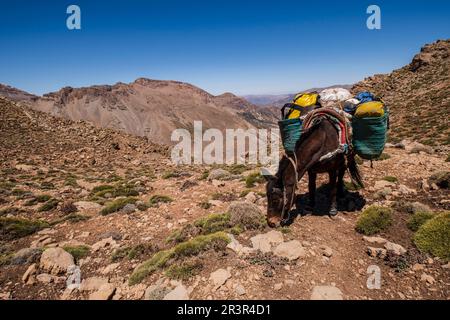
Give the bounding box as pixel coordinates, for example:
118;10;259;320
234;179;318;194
352;39;450;146
0;79;277;145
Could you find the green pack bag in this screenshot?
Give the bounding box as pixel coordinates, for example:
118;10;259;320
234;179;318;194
352;111;389;160
279;117;302;154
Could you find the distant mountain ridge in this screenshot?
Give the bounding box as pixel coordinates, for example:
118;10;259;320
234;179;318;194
0;78;278;145
242;84;352;107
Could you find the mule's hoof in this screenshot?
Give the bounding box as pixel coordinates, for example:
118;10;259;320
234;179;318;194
329;207;338;216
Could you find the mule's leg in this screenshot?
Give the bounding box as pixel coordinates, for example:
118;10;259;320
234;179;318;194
337;166;346;197
307;171;316;210
328;170;338;216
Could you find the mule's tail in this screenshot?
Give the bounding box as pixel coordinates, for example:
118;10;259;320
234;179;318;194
347;153;364;188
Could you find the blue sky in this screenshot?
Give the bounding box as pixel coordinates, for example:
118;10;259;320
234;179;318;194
0;0;449;96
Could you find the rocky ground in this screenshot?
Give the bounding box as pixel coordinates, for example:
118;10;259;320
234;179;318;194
0;97;449;300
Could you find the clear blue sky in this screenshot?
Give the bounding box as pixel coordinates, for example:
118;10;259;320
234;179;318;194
1;0;449;96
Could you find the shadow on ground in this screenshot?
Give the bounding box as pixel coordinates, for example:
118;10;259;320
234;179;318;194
282;183;366;225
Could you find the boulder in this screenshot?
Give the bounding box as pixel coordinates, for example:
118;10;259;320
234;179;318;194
207;169;231;181
40;248;75;275
73;201;101;211
250;230;284;253
79;277;109;291
273;240;306;261
145;284;171;300
89;283;116;300
163;284;189;300
310;286;343;300
10;248;42;265
210;268;231;288
384;242;406;255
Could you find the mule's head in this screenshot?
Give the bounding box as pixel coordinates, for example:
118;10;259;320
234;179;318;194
264;174;286;227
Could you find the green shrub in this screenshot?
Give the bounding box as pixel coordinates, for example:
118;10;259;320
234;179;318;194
0;217;49;240
149;195;173;207
344;181;362;191
63;245;90;261
100;197;137;215
91;184;138;199
198;201;212;210
413;212;450;261
111;243;157;262
245;172;264;188
24;194;51;206
37;198;59;212
165;260;203;280
199;171;209;181
355;206;393;235
383;176;398;183
194;213;231;235
40;182;55;190
407;211;435;231
129;232;230;285
162;171;179;179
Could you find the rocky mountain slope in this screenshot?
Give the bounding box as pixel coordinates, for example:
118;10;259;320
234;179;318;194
352;39;450;146
0;96;449;300
0;79;277;145
0;84;37;102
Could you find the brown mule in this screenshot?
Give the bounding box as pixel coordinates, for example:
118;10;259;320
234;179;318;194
265;116;363;228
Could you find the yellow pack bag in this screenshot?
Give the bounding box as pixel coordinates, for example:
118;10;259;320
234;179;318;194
354;101;385;118
287;93;319;119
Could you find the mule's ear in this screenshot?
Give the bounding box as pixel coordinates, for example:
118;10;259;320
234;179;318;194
260;168;276;182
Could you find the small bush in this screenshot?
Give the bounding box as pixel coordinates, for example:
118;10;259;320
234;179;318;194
24;194;51;206
60;201;78;214
111;243;157;262
383;176;398;183
344;181;362;191
413;212;450;261
149;195;173;207
194;213;231;235
228;201;266;230
100;197;137;215
407;211;435;231
162;171;179;179
129;232;230;285
355;206;393;235
40;182;55;190
63;245;90;261
165;260;203;280
245;172;264;188
199;171;209;181
0;217;49;240
198;201;212;210
37;198;60;212
91;184;139;199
